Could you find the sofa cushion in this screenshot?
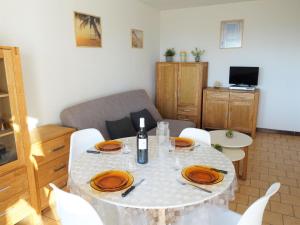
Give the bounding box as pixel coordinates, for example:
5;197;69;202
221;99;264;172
106;117;136;139
60;90;162;140
148;119;195;137
130;109;157;131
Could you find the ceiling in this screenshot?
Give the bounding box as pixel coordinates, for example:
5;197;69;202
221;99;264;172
139;0;255;10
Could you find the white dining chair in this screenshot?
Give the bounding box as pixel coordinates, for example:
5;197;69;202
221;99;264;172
69;128;104;173
181;183;280;225
49;183;104;225
179;128;211;146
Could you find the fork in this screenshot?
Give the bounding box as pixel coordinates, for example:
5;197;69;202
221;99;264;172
176;179;212;193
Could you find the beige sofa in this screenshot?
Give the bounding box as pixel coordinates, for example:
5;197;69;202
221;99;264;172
60;89;195;139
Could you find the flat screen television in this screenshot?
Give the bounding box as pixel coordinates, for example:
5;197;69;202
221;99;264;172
229;66;259;86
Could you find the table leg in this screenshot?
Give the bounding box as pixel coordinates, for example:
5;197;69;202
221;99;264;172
158;209;166;225
241;146;248;180
234;161;240;177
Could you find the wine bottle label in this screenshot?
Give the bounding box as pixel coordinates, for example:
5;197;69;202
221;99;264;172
138;138;147;150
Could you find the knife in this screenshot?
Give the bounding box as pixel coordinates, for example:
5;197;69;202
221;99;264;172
121;179;145;197
211;168;228;174
86;150;100;154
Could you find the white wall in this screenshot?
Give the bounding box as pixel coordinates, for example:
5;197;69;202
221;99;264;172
160;0;300;132
0;0;160;126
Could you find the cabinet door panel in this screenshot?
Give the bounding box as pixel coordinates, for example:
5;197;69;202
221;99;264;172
178;64;200;107
156;63;178;119
203;100;228;129
0;50;24;169
228;101;254;132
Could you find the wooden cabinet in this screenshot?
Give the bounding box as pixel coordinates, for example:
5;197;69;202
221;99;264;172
0;46;37;224
30;125;75;213
156;62;208;127
202;88;260;137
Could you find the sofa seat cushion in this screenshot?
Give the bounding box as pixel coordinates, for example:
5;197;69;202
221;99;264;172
148;119;195;137
106;117;136;139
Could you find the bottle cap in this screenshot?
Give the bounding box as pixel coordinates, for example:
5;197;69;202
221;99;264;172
140;118;145;128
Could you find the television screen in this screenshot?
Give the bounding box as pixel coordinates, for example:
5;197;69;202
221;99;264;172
229;67;259;86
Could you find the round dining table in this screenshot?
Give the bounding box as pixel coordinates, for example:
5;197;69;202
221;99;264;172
69;136;237;225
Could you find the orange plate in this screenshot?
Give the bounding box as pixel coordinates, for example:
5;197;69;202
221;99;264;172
182;165;224;185
90;170;134;192
175;137;195;148
95;140;123;152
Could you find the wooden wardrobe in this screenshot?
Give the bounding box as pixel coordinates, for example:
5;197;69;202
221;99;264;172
0;46;38;224
156;62;208;127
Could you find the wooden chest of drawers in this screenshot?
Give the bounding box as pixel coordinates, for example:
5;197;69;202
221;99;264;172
30;125;75;212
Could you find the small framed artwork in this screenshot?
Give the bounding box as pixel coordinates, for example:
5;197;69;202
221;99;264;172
74;11;102;47
131;29;143;48
220;20;244;49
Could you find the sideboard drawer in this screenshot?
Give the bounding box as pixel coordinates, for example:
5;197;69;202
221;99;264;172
206;90;229;100
0;167;28;202
40;174;68;210
37;154;69;187
32;134;71;165
230;92;254;101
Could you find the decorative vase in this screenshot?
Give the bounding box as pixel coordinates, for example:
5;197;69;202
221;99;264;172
166;56;174;62
195;56;200;62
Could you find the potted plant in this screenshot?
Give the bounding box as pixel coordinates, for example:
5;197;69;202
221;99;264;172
164;48;176;62
191;48;205;62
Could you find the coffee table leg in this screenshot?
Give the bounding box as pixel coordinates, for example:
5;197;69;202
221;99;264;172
241;146;248;180
158;209;166;225
234;161;240;177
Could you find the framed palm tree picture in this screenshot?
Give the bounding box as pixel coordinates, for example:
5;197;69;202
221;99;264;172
131;29;143;48
74;12;102;47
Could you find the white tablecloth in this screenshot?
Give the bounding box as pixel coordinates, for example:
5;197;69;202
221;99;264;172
69;136;237;225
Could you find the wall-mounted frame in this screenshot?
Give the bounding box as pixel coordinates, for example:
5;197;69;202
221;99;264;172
74;11;102;47
131;29;144;49
220;19;244;49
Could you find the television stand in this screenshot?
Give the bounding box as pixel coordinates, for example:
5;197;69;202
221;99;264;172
229;85;256;91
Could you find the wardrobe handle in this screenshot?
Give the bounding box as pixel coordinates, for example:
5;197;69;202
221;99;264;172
0;186;10;192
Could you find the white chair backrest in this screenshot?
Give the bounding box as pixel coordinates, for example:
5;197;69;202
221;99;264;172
49;183;103;225
179;128;211;146
238;183;281;225
69;128;104;173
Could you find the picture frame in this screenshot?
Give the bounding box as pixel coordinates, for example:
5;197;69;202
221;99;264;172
74;11;102;47
131;29;144;49
220;19;244;49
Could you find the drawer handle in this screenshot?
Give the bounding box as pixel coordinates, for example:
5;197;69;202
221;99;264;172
51;145;65;152
54;164;67;172
0;186;10;192
183;109;192;112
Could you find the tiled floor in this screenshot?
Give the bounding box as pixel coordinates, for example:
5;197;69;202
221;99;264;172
17;132;300;225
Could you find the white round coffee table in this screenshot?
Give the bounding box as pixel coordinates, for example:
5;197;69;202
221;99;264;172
210;130;253;180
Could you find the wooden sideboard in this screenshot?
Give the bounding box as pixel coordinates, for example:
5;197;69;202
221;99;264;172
30;125;75;214
202;88;260;137
156;62;208;127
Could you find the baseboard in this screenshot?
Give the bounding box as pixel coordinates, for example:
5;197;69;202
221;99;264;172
257;128;300;136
